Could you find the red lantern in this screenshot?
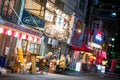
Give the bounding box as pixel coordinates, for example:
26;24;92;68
3;28;7;34
19;33;22;39
7;29;12;36
26;34;29;40
37;38;40;42
12;31;15;37
12;31;19;38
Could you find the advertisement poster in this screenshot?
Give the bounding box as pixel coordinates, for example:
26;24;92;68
71;17;84;47
93;29;104;44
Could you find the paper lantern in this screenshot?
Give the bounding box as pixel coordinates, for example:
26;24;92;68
19;33;23;39
37;38;40;42
28;36;32;41
0;27;4;33
7;29;12;36
34;38;37;42
3;28;7;34
32;36;34;41
12;31;20;38
26;34;29;40
22;34;26;39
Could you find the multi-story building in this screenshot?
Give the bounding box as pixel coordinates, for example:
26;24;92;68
0;0;89;73
0;0;43;73
63;0;88;55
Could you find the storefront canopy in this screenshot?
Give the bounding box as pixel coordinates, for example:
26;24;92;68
71;43;93;53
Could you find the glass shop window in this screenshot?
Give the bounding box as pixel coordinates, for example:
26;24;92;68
46;0;55;12
29;42;35;53
45;10;54;22
79;0;85;11
21;39;28;53
29;42;41;54
1;0;16;20
25;0;45;18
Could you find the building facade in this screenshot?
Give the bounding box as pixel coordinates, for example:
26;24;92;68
0;0;43;73
0;0;89;73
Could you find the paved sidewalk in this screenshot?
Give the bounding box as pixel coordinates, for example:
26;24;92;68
0;72;120;80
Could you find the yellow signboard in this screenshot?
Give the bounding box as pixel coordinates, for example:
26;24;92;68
17;48;25;66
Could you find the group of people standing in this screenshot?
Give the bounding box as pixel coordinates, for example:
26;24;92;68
58;54;71;74
44;48;71;74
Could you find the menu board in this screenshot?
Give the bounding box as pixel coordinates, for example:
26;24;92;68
29;42;34;53
21;40;28;53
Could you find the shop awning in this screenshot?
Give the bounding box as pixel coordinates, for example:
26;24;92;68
71;43;93;53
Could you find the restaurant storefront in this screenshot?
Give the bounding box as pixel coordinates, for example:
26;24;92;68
0;20;42;73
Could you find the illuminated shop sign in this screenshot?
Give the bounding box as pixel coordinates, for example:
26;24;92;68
95;31;102;41
71;17;84;47
55;15;64;28
93;29;104;44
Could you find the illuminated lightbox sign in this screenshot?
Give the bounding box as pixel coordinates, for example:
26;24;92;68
95;31;102;41
93;29;104;44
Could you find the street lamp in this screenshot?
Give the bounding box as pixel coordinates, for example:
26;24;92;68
111;38;115;41
72;28;82;38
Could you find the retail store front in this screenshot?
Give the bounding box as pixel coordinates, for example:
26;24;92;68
0;20;42;73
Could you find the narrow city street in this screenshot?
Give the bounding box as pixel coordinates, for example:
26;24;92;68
0;72;120;80
0;0;120;80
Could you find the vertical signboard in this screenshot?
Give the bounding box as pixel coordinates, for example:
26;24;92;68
17;48;24;66
93;29;104;44
71;17;84;47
